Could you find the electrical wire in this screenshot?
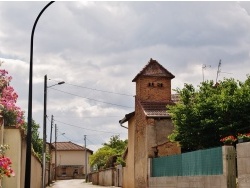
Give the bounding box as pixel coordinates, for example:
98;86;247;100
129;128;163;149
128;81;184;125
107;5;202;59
49;87;133;109
54;119;121;134
53;115;122;119
48;79;134;97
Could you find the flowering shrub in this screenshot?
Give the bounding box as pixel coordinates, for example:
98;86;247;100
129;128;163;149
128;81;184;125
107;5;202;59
220;135;237;145
0;66;25;128
0;145;15;178
237;133;250;141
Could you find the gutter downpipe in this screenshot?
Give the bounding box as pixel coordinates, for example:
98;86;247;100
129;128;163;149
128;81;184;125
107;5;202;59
119;120;128;129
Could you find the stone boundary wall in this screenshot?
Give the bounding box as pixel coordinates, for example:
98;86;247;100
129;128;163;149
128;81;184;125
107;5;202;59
91;168;115;186
148;146;236;188
91;171;99;185
99;168;114;186
237;142;250;188
91;166;122;187
30;152;42;188
1;126;42;188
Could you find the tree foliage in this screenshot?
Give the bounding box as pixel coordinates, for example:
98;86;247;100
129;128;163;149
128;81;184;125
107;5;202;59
90;135;127;170
168;76;250;151
23;119;43;160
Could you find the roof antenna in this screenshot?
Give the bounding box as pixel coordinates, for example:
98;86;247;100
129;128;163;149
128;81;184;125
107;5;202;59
215;59;232;83
202;64;211;82
215;59;221;83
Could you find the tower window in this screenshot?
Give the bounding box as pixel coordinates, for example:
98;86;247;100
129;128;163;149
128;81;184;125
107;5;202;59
148;82;154;87
157;83;163;87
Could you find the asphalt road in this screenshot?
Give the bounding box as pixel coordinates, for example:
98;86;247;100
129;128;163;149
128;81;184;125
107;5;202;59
47;179;119;188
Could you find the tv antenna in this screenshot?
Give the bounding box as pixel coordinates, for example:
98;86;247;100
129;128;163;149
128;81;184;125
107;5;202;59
215;59;232;83
202;64;211;82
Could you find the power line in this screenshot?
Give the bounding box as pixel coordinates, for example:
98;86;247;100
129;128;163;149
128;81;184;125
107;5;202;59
54;119;121;134
48;79;133;97
53;115;122;119
47;115;122;137
49;87;133;109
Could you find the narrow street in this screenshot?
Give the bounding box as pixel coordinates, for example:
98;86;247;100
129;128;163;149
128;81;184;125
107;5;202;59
47;179;119;188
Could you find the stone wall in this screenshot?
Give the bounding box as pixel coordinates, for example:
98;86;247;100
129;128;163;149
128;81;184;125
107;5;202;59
30;152;42;188
2;127;22;188
147;119;181;158
91;167;121;187
134;97;148;188
91;172;99;185
124;115;135;188
237;142;250;188
149;175;227;188
1;126;42;188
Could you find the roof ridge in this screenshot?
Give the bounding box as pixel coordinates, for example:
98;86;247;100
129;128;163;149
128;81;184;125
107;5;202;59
132;58;175;82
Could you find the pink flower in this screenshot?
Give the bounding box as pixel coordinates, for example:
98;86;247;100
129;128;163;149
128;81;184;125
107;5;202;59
0;68;25;128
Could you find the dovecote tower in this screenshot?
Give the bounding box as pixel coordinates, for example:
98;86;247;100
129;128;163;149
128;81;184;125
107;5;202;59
119;59;180;188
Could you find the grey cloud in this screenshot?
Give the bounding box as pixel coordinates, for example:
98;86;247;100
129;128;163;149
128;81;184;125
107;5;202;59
1;1;250;151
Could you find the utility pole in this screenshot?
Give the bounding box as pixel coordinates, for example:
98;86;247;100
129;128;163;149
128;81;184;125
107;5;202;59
55;124;57;181
42;75;47;188
48;115;54;185
84;135;87;181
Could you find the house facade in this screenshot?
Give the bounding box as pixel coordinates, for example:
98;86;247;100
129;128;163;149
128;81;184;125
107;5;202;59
120;59;181;188
50;141;93;180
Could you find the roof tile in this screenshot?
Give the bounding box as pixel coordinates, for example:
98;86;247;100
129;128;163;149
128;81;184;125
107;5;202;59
132;58;175;82
51;141;88;151
140;101;173;118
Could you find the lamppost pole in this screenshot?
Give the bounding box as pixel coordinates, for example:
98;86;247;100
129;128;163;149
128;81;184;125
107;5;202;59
25;2;54;188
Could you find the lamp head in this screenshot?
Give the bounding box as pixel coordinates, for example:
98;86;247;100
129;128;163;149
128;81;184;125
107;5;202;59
58;81;65;85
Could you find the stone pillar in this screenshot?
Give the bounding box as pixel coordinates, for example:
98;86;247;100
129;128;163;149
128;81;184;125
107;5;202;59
237;142;250;188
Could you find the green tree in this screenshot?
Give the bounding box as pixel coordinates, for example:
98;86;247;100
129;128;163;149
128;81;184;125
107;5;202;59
90;135;127;169
89;146;117;169
168;76;250;151
103;135;127;153
23;120;43;160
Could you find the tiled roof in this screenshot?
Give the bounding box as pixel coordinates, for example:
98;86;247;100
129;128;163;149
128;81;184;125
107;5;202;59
140;101;173;118
132;58;175;82
51;141;93;153
119;111;135;124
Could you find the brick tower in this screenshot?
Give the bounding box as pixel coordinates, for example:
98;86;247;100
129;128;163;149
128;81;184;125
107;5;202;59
133;58;178;187
120;59;180;188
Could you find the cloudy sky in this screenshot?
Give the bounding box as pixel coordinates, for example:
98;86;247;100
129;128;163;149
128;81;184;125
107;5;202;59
1;1;250;151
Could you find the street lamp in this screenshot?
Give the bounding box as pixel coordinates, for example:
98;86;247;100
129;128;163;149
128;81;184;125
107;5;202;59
42;75;64;188
25;2;54;188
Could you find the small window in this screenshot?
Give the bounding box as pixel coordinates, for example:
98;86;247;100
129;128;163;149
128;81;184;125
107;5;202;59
148;82;154;87
157;83;163;87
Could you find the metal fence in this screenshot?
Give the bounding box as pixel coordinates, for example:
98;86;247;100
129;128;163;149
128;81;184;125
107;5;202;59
152;147;223;177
